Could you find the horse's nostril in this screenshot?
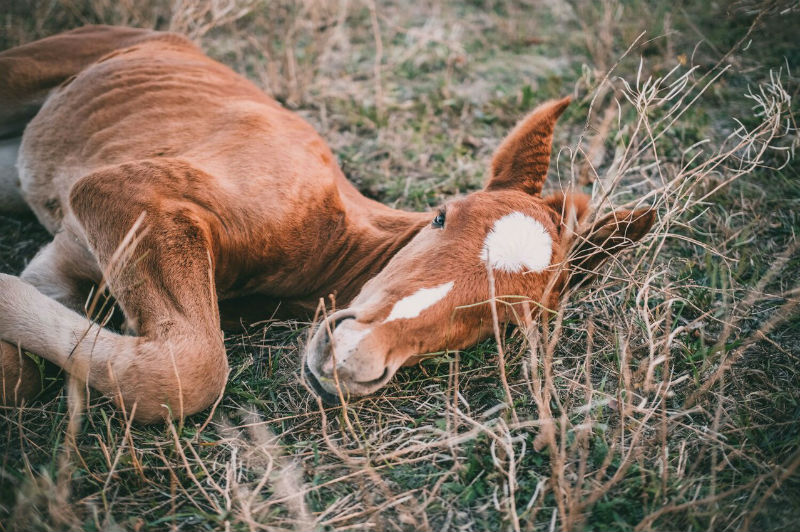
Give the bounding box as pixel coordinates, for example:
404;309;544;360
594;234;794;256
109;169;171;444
331;313;356;329
320;313;356;337
320;312;357;344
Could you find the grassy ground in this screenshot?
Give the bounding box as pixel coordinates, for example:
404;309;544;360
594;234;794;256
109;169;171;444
1;1;799;530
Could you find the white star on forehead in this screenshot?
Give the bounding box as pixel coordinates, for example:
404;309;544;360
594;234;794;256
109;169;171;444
480;211;552;273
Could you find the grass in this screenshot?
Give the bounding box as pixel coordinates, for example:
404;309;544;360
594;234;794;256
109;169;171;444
1;0;799;530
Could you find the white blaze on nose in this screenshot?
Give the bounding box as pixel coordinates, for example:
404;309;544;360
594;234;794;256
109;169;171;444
480;211;552;273
384;281;454;323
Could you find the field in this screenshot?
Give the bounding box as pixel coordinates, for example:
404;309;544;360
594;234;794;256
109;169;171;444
1;0;799;530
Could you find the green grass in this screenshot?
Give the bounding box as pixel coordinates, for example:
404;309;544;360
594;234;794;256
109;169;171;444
1;1;799;531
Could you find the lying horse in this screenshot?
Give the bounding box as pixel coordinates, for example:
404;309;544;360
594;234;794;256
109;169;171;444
0;26;654;422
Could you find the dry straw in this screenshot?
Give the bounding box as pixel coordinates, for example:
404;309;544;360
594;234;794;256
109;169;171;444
1;1;797;531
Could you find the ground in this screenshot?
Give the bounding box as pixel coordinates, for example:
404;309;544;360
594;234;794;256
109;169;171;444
0;1;799;531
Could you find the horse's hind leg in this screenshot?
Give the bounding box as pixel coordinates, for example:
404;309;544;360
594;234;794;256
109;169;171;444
20;229;102;313
0;229;102;406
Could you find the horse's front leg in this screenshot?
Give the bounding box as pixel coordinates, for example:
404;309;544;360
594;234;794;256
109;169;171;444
0;162;230;422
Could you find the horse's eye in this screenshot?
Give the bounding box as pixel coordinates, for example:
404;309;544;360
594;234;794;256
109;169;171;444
432;210;446;228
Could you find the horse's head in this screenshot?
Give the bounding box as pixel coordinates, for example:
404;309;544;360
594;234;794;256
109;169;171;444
304;97;655;402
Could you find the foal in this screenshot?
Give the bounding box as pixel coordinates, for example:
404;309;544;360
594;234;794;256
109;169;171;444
0;26;654;421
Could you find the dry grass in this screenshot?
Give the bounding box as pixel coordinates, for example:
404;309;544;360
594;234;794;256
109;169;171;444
1;1;799;531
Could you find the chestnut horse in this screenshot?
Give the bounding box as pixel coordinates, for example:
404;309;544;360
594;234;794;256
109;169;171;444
0;26;654;422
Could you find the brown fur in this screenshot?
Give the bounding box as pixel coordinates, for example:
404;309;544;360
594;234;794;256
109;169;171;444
0;26;654;420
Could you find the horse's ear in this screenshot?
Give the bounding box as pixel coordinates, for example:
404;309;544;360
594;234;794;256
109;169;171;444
568;207;656;288
485;96;571;196
543;192;592;231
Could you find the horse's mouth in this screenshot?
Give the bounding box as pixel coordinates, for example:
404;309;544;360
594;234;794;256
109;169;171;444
303;365;391;404
355;366;390;387
303;364;342;405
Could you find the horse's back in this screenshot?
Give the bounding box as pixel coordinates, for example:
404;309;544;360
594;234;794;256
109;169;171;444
17;33;340;232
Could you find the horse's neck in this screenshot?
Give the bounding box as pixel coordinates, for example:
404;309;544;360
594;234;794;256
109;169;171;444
316;189;431;306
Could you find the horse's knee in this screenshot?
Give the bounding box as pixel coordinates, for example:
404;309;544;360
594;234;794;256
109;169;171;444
0;340;42;406
176;340;229;417
123;337;229;424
